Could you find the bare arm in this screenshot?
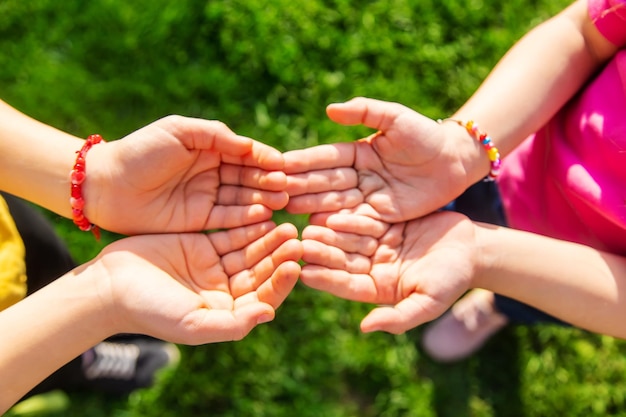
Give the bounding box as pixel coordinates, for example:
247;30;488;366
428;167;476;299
0;99;289;234
453;0;619;168
0;100;84;218
285;1;621;220
0;223;302;412
473;223;626;336
298;211;626;337
0;268;110;410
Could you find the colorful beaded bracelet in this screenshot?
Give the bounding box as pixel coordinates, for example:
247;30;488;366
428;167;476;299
70;134;105;239
437;118;501;181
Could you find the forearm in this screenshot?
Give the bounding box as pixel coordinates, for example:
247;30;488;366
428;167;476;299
0;265;114;412
0;99;84;217
473;223;626;338
452;0;617;182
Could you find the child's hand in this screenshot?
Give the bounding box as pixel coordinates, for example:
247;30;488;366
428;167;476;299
300;210;476;334
96;221;302;344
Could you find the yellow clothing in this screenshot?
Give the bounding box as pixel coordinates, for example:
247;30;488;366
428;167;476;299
0;195;26;310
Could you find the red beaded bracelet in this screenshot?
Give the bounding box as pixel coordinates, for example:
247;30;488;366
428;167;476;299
437;118;501;181
70;134;105;239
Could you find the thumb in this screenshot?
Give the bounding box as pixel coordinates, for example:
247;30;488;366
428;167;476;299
156;115;253;156
360;294;441;334
326;97;411;132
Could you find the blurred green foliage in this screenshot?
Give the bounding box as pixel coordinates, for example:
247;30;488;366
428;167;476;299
6;0;626;416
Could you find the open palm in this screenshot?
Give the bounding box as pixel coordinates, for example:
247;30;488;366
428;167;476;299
87;115;289;235
94;221;302;344
299;210;477;334
284;97;475;222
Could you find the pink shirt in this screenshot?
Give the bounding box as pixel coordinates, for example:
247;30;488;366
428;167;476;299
497;0;626;254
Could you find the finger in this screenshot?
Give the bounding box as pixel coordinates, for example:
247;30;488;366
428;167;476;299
205;204;273;230
302;239;372;273
285;168;358;196
326;97;410;132
307;205;381;226
221;223;300;275
254;260;301;309
310;212;389;238
300;265;379;303
178;304;273;345
208;221;277;255
285;189;363;214
302;225;378;256
217;185;289;211
222;139;285;171
229;238;303;298
307;209;373;226
360;293;440;334
220;164;287;192
156;115;253;156
283;143;355;174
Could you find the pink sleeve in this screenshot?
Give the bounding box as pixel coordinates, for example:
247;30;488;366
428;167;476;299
588;0;626;46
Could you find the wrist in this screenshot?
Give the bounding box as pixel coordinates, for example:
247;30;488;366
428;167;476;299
438;115;503;185
438;121;492;187
68;260;121;338
0;263;114;407
70;135;107;238
470;221;500;291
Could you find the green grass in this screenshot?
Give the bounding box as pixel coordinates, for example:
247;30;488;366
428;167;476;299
6;0;626;416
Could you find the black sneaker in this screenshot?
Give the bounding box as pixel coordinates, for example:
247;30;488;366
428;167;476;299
80;338;180;394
